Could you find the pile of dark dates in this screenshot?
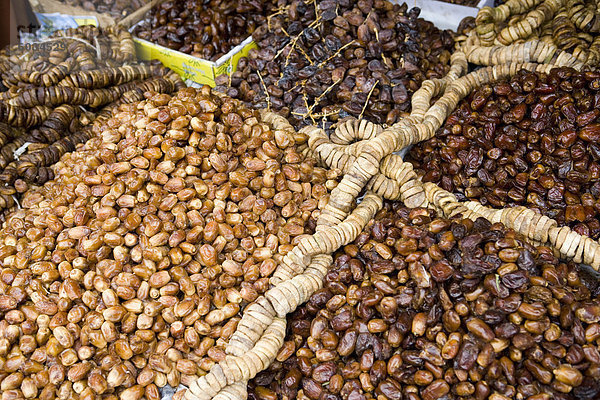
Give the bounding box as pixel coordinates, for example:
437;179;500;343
249;203;600;400
408;68;600;239
133;0;277;61
214;0;454;129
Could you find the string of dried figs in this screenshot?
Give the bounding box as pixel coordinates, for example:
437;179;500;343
472;0;599;64
132;0;278;62
249;203;600;400
8;78;149;109
551;1;600;65
0;104;51;129
0;73;183;217
214;0;454;129
63;0;149;20
0;86;339;400
0;25;136;88
407;67;600;240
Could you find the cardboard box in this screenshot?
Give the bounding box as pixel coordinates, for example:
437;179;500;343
4;0;40;47
129;29;257;87
404;0;493;31
120;0;257;87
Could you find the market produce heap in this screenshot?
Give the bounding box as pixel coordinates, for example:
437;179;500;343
0;25;184;218
214;0;454;129
0;86;338;400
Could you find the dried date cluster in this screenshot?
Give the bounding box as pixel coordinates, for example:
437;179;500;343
249;204;600;400
408;68;600;239
133;0;277;61
0;26;184;217
0;86;337;400
64;0;149;20
214;0;454;129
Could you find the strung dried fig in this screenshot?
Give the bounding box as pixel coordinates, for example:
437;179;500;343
470;0;600;64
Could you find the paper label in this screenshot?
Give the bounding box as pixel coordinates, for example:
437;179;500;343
132;23;256;87
35;12;98;32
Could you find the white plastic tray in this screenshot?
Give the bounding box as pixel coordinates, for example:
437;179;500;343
395;0;493;31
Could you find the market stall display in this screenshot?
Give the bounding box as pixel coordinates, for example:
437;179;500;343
0;86;338;400
0;1;599;400
0;25;184;217
249;202;600;400
213;0;454;128
408;68;600;239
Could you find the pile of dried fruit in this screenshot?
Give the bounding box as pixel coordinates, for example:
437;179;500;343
214;0;454;129
63;0;149;20
408;67;600;239
133;0;278;61
0;86;338;399
0;25;184;216
249;203;600;400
